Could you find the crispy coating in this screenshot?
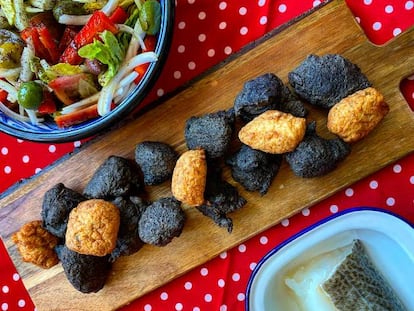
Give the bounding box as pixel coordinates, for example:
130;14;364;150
238;110;306;154
135;141;178;185
185;110;235;158
12;220;59;269
41;183;86;239
138;197;186;246
65;199;120;257
288;54;371;108
171;149;207;206
197;165;247;233
234;73;285;122
226;144;282;195
286;122;351;178
110;196;147;261
327;87;389;143
56;245;111;293
83;156;143;199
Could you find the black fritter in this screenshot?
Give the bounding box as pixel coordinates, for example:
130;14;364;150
138;197;186;246
41;183;86;239
288;54;371;109
185;110;235;159
135;141;178;185
83;155;143;199
110;196;147;261
197;165;247;233
234;73;285;122
285;122;351;178
279;85;308;118
226;144;282;195
56;245;112;293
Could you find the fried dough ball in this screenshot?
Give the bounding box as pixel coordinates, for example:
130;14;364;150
288;54;371;108
83;156;143;199
135;141;178;185
226;144;282;195
185;110;235;159
238;110;306;154
327;87;389;143
285;122;351;178
12;220;59;269
65;199;120;257
138;197;186;246
56;245;111;293
171;149;207;206
41;183;86;239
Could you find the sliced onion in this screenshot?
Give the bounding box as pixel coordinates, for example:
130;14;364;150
0;102;31;122
61;92;100;114
19;46;35;82
25;108;44;125
0;80;18;103
58;14;91;25
0;68;21;80
101;0;119;15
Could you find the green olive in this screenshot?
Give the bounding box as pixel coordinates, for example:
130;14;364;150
17;82;44;110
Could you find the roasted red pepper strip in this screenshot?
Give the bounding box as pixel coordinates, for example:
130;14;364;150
37;26;61;64
59;11;119;65
0;88;8;103
37;92;57;114
21;27;52;62
58;26;78;52
109;6;128;24
55;104;99;128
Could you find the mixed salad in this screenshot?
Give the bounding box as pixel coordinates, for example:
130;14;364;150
0;0;161;128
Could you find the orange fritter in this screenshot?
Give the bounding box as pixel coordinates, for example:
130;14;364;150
12;220;59;269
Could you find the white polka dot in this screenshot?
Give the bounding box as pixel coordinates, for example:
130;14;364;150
238;244;246;253
364;0;372;5
220;305;228;311
175;303;183;311
355;16;361;24
313;0;321;7
406;1;414;10
204;294;213;302
410;176;414;184
198;11;206;20
178;21;186;29
144;304;152;311
240;26;248;35
219;21;227;30
160;292;168;300
193;308;200;311
301;208;310;216
385;5;394;13
250;262;257;270
369;180;378;189
184;281;192;290
232;273;241;281
22;155;30;163
259;16;268;25
237;293;245;301
239;7;247;15
188;61;196;70
259;236;268;245
345;188;354;197
1;303;8;311
219;1;227;10
13;273;20;281
218;279;225;287
156;88;165;97
258;0;266;7
17;139;23;143
207;49;215;57
224;46;232;55
393;164;402;173
373;22;382;31
200;267;208;276
278;4;287;13
48;145;56;153
187;0;195;4
1;147;8;155
281;219;289;227
17;300;25;307
393;28;402;36
4;166;11;174
177;45;185;53
330;204;339;213
173;71;182;79
198;34;206;42
2;285;9;293
386;197;395;206
219;251;227;259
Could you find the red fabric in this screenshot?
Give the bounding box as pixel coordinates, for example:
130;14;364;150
0;1;413;310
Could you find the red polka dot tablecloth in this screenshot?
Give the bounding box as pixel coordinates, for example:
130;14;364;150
1;1;414;310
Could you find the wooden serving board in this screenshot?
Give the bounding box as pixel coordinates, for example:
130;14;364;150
1;1;414;310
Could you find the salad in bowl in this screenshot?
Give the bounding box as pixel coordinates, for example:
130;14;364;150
0;0;173;142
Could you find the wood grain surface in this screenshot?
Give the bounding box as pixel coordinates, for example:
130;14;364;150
1;1;414;310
